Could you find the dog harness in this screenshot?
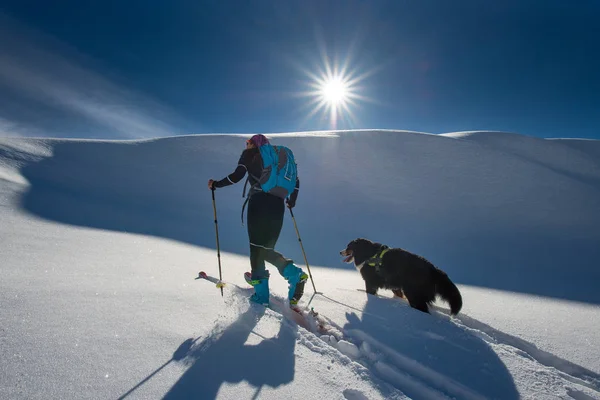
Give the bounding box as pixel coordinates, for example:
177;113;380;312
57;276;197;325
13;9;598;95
365;245;390;271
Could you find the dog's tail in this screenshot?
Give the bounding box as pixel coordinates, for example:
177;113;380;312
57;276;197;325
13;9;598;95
434;269;463;315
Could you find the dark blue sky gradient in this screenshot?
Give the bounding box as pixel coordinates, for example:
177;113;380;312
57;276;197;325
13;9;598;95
1;0;599;139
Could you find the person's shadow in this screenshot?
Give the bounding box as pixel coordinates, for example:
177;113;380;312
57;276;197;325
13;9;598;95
162;304;298;399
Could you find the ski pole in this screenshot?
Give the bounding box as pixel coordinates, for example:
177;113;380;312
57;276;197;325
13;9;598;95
211;188;224;297
288;208;318;294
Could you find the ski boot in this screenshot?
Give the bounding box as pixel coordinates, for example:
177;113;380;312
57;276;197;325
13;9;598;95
244;272;270;306
283;264;308;306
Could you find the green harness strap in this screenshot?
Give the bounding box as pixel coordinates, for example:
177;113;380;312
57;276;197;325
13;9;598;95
366;246;390;271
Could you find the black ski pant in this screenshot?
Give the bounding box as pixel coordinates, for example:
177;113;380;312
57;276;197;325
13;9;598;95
247;192;293;280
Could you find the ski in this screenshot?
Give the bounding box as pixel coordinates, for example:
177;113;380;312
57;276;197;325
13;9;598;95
195;271;337;338
197;271;225;288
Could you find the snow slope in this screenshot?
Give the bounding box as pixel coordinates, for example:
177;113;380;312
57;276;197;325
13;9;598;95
1;130;599;399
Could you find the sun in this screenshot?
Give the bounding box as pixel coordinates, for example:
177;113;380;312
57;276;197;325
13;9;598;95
305;71;360;129
320;77;348;105
297;54;375;130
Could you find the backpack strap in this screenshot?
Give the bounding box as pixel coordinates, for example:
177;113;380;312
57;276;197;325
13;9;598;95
241;196;250;226
242;176;250;198
241;172;261;225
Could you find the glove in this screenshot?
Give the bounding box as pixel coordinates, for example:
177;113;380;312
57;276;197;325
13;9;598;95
208;179;216;190
286;197;295;209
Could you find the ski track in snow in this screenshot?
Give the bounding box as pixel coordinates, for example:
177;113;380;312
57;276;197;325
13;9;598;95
445;309;600;395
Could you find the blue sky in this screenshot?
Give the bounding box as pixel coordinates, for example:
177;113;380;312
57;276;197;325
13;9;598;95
0;0;599;139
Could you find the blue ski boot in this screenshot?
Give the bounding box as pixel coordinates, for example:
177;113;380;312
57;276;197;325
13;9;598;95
283;264;309;306
244;272;270;306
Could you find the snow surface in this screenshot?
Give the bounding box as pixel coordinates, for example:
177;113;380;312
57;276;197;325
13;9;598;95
1;130;599;399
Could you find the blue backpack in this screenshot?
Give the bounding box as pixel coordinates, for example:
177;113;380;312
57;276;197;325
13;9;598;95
241;144;298;223
255;144;297;199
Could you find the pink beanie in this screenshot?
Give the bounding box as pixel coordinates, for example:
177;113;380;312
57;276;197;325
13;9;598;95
249;134;270;147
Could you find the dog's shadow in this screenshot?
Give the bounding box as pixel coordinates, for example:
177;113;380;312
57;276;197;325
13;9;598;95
341;293;520;400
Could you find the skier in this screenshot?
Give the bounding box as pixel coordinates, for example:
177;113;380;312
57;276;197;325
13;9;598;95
208;134;308;306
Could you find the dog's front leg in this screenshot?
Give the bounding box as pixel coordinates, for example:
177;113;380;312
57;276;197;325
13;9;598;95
365;282;378;296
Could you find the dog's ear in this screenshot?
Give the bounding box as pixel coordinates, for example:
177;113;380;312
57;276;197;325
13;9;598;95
350;238;363;247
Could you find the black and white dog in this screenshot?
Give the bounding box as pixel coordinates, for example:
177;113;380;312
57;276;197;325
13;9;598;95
340;238;463;315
